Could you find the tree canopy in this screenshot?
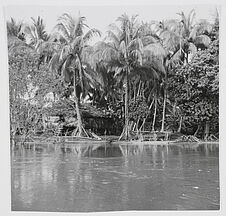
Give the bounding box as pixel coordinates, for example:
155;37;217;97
7;9;219;142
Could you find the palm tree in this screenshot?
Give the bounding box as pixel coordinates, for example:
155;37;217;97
156;9;212;65
7;17;24;38
49;13;101;137
6;17;27;51
141;29;169;133
93;14;146;140
144;10;213;132
22;16;49;50
93;14;167;140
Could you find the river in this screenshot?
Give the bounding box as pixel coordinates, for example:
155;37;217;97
11;143;219;212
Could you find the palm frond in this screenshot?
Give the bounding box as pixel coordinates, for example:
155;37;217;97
83;28;101;43
188;9;196;29
59;45;71;61
37;41;61;56
81;45;94;65
128;38;143;53
60;13;76;37
162;19;179;33
30;16;48;41
108;23;123;36
93;41;118;63
83;64;105;90
48;53;60;73
55;23;71;43
143;43;168;59
131;49;143;65
74;16;87;37
160;30;180;53
7;17;23;37
119;40;127;57
106;30;120;45
71;36;83;51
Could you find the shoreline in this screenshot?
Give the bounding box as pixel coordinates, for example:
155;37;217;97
13;139;219;147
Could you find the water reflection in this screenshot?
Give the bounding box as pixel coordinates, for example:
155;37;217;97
11;143;219;211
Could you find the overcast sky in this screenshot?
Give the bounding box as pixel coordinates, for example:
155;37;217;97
4;4;218;36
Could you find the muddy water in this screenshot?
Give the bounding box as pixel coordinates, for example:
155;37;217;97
11;143;219;212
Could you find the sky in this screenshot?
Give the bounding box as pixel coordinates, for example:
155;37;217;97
4;4;219;37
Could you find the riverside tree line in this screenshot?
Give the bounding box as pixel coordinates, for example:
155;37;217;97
7;9;219;143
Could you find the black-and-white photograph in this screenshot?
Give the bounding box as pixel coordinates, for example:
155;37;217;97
1;0;221;214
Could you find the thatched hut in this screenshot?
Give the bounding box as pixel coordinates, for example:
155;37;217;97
43;99;122;135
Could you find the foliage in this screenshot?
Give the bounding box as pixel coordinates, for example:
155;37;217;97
168;38;219;136
8;45;53;141
129;96;149;121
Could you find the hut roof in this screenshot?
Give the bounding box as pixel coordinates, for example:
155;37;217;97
43;99;113;119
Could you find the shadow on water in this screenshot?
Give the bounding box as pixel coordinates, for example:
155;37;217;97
169;143;219;156
12;142;219;158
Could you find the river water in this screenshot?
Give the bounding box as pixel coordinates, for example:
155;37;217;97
11;143;219;212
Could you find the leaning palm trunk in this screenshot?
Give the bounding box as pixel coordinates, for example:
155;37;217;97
72;72;85;137
152;97;157;132
160;89;167;132
194;125;200;137
119;70;130;140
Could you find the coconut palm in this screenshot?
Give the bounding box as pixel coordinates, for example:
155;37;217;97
93;14;147;140
22;16;49;51
6;17;28;51
7;17;24;38
144;10;213;132
49;13;101;137
154;9;212;65
93;14;168;140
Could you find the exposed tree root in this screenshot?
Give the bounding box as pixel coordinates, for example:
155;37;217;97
72;125;101;140
119;126;132;141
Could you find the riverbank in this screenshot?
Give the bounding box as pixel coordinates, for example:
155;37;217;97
12;134;219;151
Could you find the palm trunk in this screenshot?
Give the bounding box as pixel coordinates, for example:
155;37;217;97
137;81;141;98
136;117;140;132
161;89;167;132
177;116;183;133
204;121;210;141
119;69;130;140
141;82;145;99
152;97;157;132
74;72;83;136
124;70;129;139
42;113;47;132
194;125;200;137
133;83;136;100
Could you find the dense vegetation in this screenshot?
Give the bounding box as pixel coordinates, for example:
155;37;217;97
7;9;219;143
